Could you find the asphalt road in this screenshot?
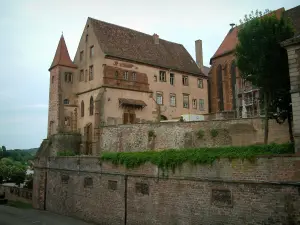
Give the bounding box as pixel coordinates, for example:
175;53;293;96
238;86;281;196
0;205;95;225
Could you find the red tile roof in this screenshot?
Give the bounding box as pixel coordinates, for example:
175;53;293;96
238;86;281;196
210;7;285;64
90;18;204;76
49;35;77;71
284;5;300;37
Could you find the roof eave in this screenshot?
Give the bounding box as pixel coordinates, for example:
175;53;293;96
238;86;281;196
105;54;208;79
48;64;78;72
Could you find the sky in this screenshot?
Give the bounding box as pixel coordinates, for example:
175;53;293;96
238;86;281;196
0;0;298;149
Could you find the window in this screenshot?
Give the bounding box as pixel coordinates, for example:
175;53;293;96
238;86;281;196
135;182;149;195
123;71;128;80
183;94;189;108
84;177;93;188
61;175;69;184
132;72;136;81
199;99;205;111
65;72;72;83
80;51;84;61
192;99;197;109
51;76;54;84
64;117;70;126
81;101;84;117
85;69;88;82
80;70;84;81
89;96;94;116
197;79;203;88
182;75;188;86
64;99;69;104
123;112;136;124
90;46;94;58
156;92;163;105
89;65;94;81
159;71;166;82
85;34;88;42
154;75;157;82
108;180;118;190
170;94;176;107
115;71;119;79
170;73;174;85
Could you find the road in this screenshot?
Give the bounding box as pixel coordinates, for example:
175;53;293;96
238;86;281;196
0;205;95;225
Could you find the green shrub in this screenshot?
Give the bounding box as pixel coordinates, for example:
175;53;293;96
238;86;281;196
100;143;294;170
210;129;218;138
57;150;76;156
196;129;205;139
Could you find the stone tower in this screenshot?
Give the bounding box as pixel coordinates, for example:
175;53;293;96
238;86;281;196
47;34;77;137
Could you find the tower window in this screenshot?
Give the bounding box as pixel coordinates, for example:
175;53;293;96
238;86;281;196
64;99;69;104
51;76;54;84
65;72;73;83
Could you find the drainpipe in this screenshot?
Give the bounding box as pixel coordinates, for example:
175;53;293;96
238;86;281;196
124;175;128;225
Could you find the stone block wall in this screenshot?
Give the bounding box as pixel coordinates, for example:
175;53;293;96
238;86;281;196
282;36;300;152
0;185;32;204
34;156;300;225
99;118;290;153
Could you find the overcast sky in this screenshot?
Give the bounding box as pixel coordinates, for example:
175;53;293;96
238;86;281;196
0;0;298;149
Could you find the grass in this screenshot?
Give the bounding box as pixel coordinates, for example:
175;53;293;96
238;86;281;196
100;143;294;170
7;200;32;209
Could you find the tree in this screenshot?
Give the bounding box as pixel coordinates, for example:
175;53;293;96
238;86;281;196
0;158;26;186
235;9;294;144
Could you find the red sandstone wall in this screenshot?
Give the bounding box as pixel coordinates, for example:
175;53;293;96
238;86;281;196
34;156;300;225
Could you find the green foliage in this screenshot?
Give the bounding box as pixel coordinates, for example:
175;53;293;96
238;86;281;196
100;143;293;170
210;129;218;138
236;10;294;142
148;130;156;138
57;150;77;156
196;129;205;139
0;158;27;185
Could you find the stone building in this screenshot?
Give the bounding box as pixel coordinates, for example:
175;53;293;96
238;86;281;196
48;18;208;154
208;6;300;119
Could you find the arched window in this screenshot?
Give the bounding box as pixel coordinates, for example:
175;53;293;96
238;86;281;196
160;115;167;121
64;99;69;104
89;96;94;116
230;61;237;110
81;101;84;117
217;65;224;111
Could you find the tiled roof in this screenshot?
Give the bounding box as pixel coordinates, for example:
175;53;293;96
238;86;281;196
284;5;300;36
89;18;204;76
210;8;285;64
49;35;77;71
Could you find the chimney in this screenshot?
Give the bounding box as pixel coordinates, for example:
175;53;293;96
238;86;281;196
195;39;203;69
153;33;159;44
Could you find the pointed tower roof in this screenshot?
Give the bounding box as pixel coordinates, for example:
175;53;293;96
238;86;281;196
49;34;77;71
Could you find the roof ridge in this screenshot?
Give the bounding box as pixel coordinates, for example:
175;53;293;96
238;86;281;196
88;17;183;46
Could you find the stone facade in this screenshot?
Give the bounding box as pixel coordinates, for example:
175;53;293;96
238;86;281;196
0;185;32;204
99;118;290;153
33;156;300;225
282;36;300;152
